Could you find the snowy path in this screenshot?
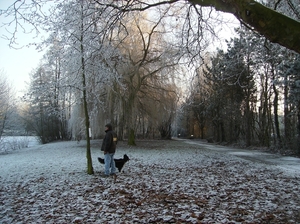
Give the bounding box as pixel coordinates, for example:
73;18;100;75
182;139;300;175
0;140;299;223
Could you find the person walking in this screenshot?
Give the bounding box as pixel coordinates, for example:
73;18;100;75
101;123;118;177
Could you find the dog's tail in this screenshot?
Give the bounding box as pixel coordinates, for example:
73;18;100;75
98;157;105;164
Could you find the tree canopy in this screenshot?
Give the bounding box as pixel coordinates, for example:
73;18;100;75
1;0;300;53
188;0;300;54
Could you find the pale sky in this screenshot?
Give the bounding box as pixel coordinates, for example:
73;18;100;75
0;1;44;97
0;39;42;96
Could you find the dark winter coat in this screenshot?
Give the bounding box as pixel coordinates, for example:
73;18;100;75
101;125;117;154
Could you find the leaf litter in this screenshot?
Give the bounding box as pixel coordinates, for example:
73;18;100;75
0;139;299;223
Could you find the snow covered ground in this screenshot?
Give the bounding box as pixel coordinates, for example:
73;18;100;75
0;139;299;223
0;136;40;152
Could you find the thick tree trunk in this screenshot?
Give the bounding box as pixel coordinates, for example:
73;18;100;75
128;128;136;146
189;0;300;54
126;92;137;146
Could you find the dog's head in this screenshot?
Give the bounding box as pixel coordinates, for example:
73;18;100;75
123;154;130;162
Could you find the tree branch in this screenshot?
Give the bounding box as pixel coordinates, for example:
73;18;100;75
188;0;300;54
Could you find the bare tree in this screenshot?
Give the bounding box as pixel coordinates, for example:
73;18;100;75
0;72;14;140
107;10;180;144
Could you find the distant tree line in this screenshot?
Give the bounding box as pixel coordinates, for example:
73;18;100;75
182;26;300;154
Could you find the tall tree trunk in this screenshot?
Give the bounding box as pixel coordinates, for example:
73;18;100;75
245;100;251;147
39;90;45;143
127;92;136;146
272;71;282;148
245;60;252;147
81;58;93;175
284;73;291;146
80;4;93;175
258;74;270;147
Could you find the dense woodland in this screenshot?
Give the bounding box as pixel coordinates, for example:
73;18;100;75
183;28;300;153
0;1;300;173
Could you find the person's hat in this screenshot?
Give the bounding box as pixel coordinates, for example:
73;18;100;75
105;123;112;130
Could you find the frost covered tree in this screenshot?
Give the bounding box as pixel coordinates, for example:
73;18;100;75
22;29;75;143
0;72;14;140
83;0;300;54
42;42;69;140
43;1;122;174
1;0;300;53
23;65;65;144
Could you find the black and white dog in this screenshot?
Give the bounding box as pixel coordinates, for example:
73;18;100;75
98;154;130;172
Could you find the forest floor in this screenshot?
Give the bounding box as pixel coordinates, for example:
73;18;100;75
0;139;300;223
